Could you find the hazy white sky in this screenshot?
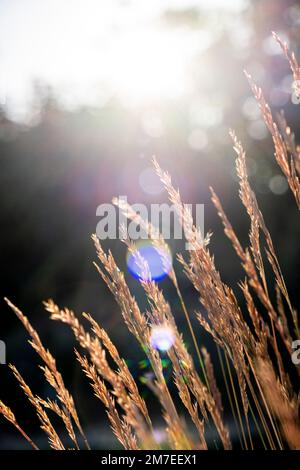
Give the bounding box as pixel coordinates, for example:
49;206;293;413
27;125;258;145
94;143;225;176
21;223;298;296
0;0;248;122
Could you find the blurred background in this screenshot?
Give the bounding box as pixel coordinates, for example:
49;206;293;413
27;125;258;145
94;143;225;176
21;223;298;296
0;0;299;449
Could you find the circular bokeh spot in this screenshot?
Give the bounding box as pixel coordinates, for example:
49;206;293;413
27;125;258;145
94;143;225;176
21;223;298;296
127;241;172;282
138;167;164;195
150;325;175;352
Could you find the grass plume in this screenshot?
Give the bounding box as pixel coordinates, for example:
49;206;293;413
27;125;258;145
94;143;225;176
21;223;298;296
1;32;299;450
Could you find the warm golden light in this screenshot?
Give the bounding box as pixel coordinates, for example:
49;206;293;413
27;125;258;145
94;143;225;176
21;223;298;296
0;0;247;121
106;28;195;104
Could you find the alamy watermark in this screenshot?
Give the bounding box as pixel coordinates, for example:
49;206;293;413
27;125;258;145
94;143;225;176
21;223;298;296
291;339;300;365
0;340;6;365
291;80;300;104
95;196;204;250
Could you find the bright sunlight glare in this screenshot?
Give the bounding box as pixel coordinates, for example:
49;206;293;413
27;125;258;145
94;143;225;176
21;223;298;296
107;29;197;104
0;0;248;122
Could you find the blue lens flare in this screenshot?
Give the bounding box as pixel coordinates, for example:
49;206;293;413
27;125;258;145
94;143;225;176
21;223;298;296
127;242;172;282
150;325;175;351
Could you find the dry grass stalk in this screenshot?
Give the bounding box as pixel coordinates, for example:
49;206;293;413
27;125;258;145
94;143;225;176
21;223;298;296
92;234;191;449
273;32;300;100
256;358;300;449
210;132;297;448
44;300;154;448
211;133;297;349
113;195;209;385
201;347;223;416
76;352;139;450
0;400;39;450
123;239;231;449
1;31;299;451
232;130;297;340
277;111;300;176
129;245;231;449
4;298;89;449
153;159;251;429
9;365;65;450
245;71;300;210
